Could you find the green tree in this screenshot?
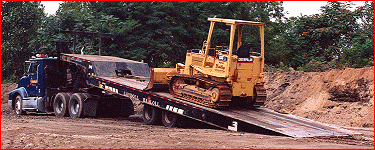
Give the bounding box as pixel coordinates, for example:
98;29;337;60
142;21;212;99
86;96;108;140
340;1;374;68
277;1;372;71
2;1;287;82
100;1;284;67
1;1;45;82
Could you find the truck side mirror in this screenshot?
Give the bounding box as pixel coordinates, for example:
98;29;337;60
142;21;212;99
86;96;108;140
24;61;30;76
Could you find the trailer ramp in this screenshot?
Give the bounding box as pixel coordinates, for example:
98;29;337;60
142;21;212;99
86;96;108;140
62;54;360;138
155;92;360;137
217;107;361;137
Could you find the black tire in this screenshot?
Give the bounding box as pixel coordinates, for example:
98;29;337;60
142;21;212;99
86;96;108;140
14;95;26;115
142;104;160;125
53;93;70;117
69;93;85;118
161;110;178;127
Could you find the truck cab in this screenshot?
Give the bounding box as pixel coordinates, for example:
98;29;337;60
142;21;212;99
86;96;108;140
8;54;60;114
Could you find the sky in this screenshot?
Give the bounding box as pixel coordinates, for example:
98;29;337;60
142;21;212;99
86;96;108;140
40;1;62;16
283;1;367;17
41;1;368;18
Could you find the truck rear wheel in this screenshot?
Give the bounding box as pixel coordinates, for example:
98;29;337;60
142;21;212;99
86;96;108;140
161;110;177;127
142;104;160;125
14;95;26;115
53;93;70;117
69;93;84;118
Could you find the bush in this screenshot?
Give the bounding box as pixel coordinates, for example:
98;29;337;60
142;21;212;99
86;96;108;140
265;62;290;72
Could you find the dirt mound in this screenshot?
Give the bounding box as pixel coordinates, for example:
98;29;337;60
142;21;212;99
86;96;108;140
1;83;18;117
1;83;17;103
264;67;374;128
1;83;17;113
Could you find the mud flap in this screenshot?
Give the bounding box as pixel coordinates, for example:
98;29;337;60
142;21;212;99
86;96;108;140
119;99;134;118
83;99;98;117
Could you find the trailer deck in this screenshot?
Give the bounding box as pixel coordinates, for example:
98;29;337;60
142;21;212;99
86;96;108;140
62;53;361;137
153;91;360;137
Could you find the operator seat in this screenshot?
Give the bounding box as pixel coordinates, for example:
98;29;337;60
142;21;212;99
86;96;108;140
237;45;250;58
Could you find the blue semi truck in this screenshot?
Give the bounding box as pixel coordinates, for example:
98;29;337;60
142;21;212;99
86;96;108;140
9;54;60;115
8;53;136;118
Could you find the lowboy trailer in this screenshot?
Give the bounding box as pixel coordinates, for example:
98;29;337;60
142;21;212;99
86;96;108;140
9;53;358;137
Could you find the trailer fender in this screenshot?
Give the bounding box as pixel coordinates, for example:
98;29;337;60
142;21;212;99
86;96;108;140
8;87;28;110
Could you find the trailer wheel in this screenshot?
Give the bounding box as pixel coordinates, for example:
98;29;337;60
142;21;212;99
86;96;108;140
142;104;160;125
161;110;177;127
14;95;26;115
53;93;70;117
69;93;84;118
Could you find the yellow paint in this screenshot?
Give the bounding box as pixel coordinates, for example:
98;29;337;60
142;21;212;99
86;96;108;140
152;18;266;98
30;79;38;84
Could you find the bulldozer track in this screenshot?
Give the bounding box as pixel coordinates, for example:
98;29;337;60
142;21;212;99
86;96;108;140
169;74;232;108
254;83;266;107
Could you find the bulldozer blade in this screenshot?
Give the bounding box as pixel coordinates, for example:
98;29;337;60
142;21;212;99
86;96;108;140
145;68;177;91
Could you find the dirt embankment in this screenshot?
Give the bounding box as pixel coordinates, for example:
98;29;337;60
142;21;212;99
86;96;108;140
1;83;17;114
1;83;17;102
264;66;374;128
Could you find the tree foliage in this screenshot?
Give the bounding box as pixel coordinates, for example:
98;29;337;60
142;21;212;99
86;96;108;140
1;1;373;83
276;1;373;71
1;1;45;83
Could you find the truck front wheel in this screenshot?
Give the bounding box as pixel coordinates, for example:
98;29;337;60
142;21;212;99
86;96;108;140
69;93;84;118
53;93;70;117
14;95;26;115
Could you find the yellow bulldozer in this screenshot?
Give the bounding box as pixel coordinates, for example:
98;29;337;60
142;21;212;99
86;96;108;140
147;18;266;108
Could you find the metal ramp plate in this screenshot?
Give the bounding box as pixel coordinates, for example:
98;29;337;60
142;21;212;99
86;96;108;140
153;92;360;137
220;107;361;137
